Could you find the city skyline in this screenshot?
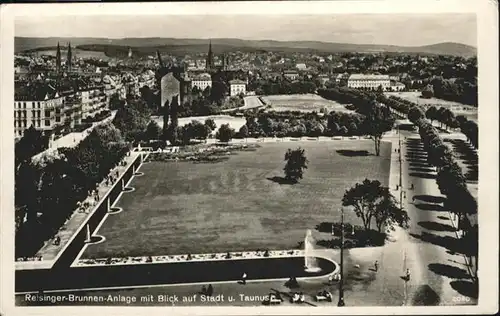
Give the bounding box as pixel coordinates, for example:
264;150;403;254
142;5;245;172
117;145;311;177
15;14;477;47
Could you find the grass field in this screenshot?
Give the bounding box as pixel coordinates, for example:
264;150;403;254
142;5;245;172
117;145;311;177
385;92;478;122
262;94;355;113
82;140;391;259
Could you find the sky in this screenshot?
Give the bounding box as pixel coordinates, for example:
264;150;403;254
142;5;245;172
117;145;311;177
15;14;477;47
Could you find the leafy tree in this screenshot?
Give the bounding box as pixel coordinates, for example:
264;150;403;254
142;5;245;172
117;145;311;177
187;120;210;141
364;102;394;156
109;92;125;110
436;107;447;128
216;124;235;142
374;193;410;233
428;143;453;169
421;84;434;98
205;118;217;131
239;124;249;139
144;120;162;141
162;100;170;139
425;106;438;124
167;96;179;143
342;179;408;232
283;148;308;183
436;161;466;196
15;126;49;168
112;99;150;142
177;125;191;145
408;106;424;123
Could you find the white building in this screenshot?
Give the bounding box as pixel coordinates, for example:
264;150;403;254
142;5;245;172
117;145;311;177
390;82;406;92
80;87;107;119
229;79;246;97
318;74;330;85
283;71;300;81
296;63;307;71
347;74;391;90
191;73;212;91
14;84;81;139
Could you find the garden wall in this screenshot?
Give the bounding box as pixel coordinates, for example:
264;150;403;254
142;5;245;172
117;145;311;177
51;154;143;269
16;257;335;292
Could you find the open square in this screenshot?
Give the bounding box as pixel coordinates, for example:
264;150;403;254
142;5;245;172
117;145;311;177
82;140;391;259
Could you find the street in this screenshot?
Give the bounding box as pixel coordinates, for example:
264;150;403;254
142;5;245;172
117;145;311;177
391;128;476;305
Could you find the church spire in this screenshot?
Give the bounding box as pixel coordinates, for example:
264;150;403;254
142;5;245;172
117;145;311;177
66;42;72;72
56;42;61;73
206;39;214;71
157;50;164;68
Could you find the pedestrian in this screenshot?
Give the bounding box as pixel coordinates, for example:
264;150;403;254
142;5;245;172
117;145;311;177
201;285;207;295
405;269;411;282
207;284;213;296
374;260;379;272
411;183;414;190
241;272;247;285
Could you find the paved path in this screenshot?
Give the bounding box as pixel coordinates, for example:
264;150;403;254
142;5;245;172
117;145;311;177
16;151;140;270
32;111;117;163
386;130;476;305
220;95;265;113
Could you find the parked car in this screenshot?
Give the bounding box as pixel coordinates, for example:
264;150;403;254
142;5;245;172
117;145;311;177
314;290;332;302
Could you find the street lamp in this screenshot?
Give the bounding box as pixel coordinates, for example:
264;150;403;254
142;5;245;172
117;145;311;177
338;207;345;307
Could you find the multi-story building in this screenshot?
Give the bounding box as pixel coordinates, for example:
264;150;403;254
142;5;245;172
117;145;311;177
191;73;212;91
283;70;299;81
103;75;126;100
347;74;391;90
80;85;108;119
14;82;81;139
157;66;190;107
318;74;330;86
229;79;246;97
390;81;406;92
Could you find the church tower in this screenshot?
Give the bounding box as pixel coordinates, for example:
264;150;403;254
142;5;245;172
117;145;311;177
55;42;61;73
206;40;214;71
66;42;72;72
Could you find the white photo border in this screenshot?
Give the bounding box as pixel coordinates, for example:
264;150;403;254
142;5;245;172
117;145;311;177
1;1;498;315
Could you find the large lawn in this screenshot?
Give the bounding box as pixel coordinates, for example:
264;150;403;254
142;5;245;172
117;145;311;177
82;140;391;259
262;94;355;113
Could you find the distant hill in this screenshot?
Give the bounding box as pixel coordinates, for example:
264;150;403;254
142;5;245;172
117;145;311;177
15;37;477;57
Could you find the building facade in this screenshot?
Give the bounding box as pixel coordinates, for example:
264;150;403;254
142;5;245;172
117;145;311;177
283;71;299;81
347;74;391;90
14;84;82;139
191;73;212;91
80;86;108;119
229;79;246;97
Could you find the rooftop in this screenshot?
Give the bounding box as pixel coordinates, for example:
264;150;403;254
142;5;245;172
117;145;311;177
192;73;212;81
348;74;390;80
229;79;246;85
